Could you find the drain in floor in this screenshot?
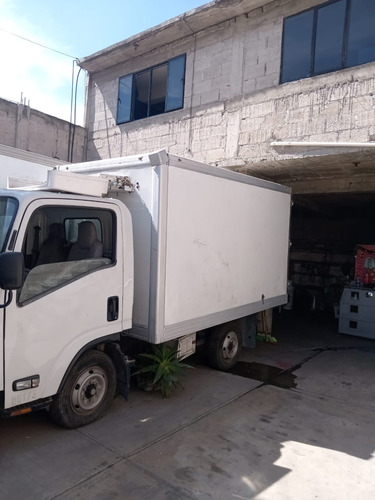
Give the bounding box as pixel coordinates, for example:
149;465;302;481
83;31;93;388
230;361;297;389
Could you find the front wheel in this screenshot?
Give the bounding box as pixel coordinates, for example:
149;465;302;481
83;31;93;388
207;322;242;371
49;350;117;429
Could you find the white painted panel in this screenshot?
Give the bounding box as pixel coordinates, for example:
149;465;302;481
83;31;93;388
164;166;290;326
122;194;152;329
115;166;160;336
0;154;52;187
47;170;108;197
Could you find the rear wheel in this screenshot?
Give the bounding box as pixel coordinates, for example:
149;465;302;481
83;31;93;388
207;322;242;371
49;350;116;429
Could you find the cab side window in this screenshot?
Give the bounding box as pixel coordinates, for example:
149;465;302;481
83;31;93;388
19;206;116;304
65;218;103;261
35;222;68;266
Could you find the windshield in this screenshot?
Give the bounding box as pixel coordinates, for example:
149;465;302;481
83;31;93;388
0;197;18;252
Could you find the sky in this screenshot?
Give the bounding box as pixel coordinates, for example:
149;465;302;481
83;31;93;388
0;0;209;126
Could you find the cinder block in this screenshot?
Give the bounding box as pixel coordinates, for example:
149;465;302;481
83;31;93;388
193;78;213;94
338;127;371;142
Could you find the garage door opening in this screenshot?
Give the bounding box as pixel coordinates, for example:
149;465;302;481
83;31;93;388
270;191;375;340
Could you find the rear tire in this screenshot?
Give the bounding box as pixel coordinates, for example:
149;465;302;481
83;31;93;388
207;322;242;371
49;350;116;429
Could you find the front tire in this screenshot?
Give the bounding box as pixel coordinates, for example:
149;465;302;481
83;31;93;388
49;350;116;429
207;322;242;371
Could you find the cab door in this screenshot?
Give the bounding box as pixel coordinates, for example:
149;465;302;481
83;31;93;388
3;198;133;410
0;290;4;393
0;195;19;399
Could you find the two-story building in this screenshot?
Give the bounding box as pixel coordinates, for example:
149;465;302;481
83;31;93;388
78;0;375;314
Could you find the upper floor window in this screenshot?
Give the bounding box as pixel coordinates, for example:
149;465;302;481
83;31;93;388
117;54;186;124
280;0;375;84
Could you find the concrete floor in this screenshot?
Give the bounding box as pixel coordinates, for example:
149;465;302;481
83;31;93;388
1;311;375;499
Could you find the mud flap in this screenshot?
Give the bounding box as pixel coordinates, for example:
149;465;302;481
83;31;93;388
106;343;135;400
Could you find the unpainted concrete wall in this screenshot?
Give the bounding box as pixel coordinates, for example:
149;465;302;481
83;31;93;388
0;98;86;163
84;0;375;179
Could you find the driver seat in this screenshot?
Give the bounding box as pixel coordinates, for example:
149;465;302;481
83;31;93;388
67;221;103;261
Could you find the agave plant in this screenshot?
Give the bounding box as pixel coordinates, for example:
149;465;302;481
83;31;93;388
134;343;193;398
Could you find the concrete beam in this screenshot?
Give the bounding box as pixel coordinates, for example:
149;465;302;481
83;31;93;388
78;0;269;72
284;174;375;195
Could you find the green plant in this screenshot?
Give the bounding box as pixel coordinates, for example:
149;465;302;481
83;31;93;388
134;343;193;398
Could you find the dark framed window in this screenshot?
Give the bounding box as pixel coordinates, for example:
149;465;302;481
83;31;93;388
64;217;103;244
117;54;186;124
19;206;116;304
0;197;18;252
280;0;375;83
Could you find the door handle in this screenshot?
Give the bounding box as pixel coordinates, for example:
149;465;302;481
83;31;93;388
107;296;119;322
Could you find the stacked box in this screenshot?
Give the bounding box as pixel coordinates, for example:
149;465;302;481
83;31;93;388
339;287;375;339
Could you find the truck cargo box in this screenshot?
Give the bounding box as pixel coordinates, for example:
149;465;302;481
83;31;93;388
68;150;291;344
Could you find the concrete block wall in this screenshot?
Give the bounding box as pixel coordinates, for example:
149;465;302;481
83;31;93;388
85;0;375;180
0;98;86;163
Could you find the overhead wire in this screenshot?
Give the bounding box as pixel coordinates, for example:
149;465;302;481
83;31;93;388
0;25;85;162
0;26;77;59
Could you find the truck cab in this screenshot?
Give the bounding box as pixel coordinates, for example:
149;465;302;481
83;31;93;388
0;190;134;427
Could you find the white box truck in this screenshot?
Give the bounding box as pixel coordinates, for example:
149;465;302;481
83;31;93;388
0;144;62;188
0;150;291;428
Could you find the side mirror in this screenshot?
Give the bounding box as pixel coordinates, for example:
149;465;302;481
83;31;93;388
0;252;25;290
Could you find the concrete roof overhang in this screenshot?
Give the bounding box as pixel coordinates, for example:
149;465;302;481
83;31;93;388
234;146;375;195
233;146;375;216
77;0;269;72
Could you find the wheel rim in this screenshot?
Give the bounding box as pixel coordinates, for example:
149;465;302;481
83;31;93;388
222;331;239;360
70;366;108;414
